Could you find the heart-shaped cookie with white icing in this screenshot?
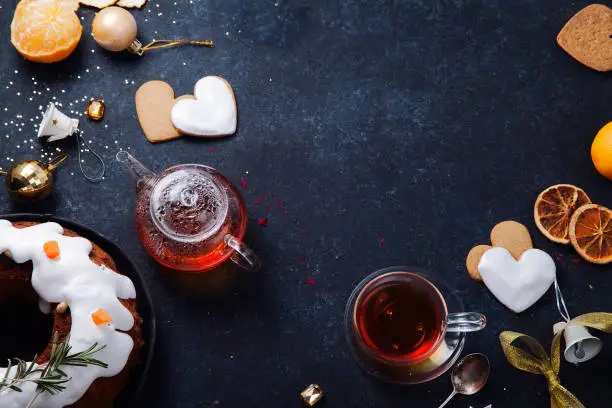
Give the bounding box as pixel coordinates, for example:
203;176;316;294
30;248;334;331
478;247;556;313
135;80;194;143
466;220;533;281
171;76;237;137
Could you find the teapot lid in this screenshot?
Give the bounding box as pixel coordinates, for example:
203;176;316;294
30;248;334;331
149;166;228;243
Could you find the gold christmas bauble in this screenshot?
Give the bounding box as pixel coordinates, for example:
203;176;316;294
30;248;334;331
92;7;138;52
5;159;60;200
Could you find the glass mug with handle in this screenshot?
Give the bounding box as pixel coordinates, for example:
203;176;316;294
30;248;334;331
345;267;486;384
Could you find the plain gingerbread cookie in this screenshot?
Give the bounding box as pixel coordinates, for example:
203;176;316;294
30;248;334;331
490;221;533;260
135;80;194;143
557;4;612;72
466;245;492;281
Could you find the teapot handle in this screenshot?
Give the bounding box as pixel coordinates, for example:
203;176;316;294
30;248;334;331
224;234;261;272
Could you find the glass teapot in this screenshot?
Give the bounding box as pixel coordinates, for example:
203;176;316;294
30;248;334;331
116;151;260;273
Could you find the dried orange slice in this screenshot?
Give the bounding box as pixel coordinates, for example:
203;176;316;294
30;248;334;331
534;184;591;244
11;0;82;63
569;204;612;264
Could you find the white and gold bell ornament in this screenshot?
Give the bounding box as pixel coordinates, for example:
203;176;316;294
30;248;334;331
37;103;79;142
553;321;602;364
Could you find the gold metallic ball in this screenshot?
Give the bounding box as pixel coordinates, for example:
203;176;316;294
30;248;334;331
92;6;138;52
5;160;55;200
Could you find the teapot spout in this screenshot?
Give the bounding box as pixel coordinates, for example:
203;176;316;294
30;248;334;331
116;150;155;187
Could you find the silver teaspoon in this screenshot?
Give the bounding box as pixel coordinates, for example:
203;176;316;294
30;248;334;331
436;353;490;408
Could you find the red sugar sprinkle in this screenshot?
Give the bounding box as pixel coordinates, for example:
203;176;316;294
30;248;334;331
209;147;214;152
301;227;307;233
240;178;247;189
254;199;263;205
258;217;268;227
277;201;287;211
306;277;316;285
380;238;385;243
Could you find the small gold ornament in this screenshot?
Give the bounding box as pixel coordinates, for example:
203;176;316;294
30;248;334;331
87;99;105;121
2;155;67;200
300;384;324;406
91;6;214;55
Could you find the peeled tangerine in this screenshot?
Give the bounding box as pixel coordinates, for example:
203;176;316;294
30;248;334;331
592;122;612;181
10;0;82;63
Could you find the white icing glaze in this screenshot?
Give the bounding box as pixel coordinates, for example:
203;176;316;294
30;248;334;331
170;76;237;137
38;298;51;315
477;247;555;313
0;221;137;408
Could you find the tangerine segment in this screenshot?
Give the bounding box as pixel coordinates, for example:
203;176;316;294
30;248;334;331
11;0;82;63
534;184;591;244
569;204;612;264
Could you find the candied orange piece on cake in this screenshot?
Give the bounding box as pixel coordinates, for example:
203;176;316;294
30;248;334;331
92;309;113;326
43;240;61;259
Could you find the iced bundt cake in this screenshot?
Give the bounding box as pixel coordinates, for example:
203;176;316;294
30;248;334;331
0;220;143;408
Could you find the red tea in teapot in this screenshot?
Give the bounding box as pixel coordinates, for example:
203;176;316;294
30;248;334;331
354;273;445;360
135;165;245;271
117;152;259;273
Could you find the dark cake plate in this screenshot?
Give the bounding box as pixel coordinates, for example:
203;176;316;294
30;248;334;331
0;213;156;407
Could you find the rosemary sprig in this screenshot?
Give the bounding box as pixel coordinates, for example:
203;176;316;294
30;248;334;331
0;331;107;397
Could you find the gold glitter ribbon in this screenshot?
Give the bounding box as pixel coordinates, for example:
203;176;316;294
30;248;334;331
141;39;214;52
500;313;612;408
47;153;67;171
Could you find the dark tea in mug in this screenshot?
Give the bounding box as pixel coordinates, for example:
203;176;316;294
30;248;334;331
354;272;446;361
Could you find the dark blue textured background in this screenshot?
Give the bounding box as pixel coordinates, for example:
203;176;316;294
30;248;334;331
1;1;611;407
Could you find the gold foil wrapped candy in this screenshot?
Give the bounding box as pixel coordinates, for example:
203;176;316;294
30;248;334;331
87;99;105;121
300;384;324;406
